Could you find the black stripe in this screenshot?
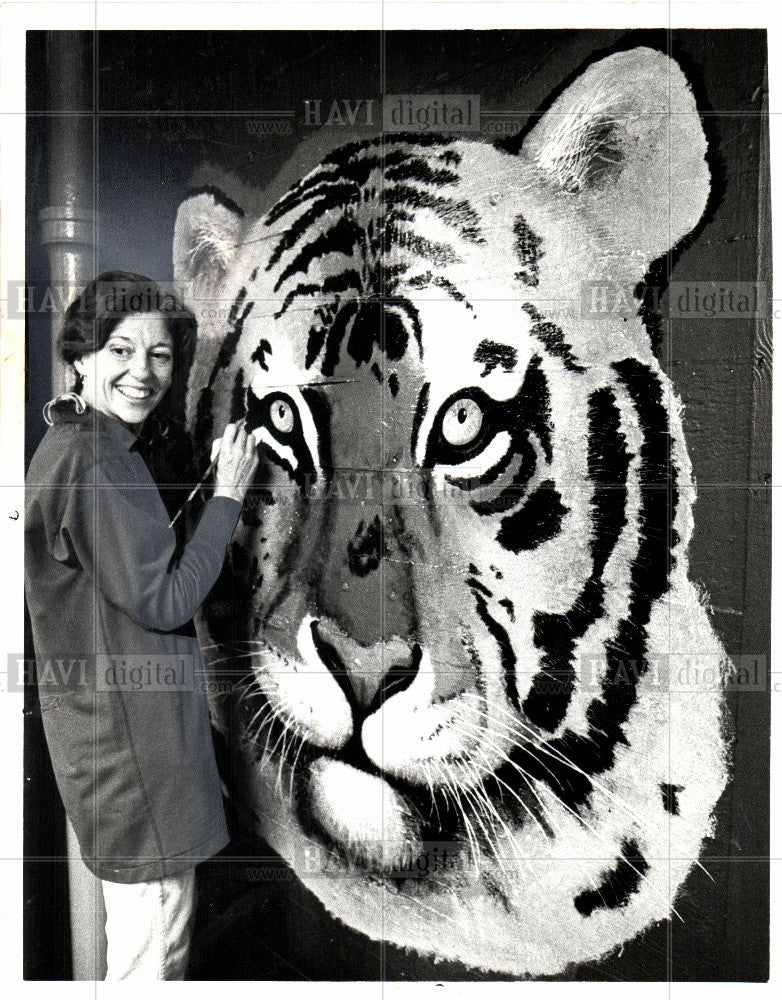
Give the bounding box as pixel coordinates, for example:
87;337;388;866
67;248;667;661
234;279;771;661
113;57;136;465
474;340;518;376
267;186;361;269
195;287;252;449
661;783;683;815
267;170;346;225
223;300;254;366
496;481;569;553
467;450;535;513
387;230;461;268
379;207;414;234
205;287;252;388
513;214;543;287
273;216;364;293
522;303;585;373
250;338;271;371
322;133;456;167
382;186;483;243
511;360;678;810
573;839;649;916
366;260;409;294
411;383;430;458
347;515;387;577
432;275;473;310
407;270;472;310
269;139;457;226
321;300;358;377
522;388;629;732
467;576;493;599
267;147;413;225
388;299;423;358
277;270;364;324
322;145;411;176
450;444;516;493
291;273;365;350
193;385;215;467
184;185;244;218
275;281;321;319
229;369;246;422
345;302;413;371
474;593;521;714
384;159;459;187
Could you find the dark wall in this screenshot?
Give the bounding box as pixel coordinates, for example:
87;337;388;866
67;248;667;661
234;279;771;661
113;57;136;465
25;29;770;981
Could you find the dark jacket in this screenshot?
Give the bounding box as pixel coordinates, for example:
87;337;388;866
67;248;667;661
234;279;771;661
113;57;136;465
24;402;241;883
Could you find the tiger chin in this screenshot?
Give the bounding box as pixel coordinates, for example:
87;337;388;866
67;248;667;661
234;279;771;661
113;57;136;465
173;46;730;978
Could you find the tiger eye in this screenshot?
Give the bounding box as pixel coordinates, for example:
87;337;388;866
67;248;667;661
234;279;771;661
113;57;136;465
442;398;483;447
270;399;295;434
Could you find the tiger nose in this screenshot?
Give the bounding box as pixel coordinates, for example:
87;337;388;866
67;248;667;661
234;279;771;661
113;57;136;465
311;618;420;714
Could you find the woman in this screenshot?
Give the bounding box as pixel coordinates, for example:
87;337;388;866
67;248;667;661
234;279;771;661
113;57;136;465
24;272;258;980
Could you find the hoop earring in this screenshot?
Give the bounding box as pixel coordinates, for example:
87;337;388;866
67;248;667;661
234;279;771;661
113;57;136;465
42;391;87;427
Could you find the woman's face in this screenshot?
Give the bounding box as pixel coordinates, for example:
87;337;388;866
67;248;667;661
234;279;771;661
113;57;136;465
75;312;174;427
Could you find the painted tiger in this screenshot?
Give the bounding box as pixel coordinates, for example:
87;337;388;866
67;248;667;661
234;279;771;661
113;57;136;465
172;46;730;977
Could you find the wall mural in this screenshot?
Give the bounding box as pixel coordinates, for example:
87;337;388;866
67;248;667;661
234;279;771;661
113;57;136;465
173;47;731;977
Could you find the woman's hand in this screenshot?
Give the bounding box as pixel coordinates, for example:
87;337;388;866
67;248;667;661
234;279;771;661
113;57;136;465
213;422;260;504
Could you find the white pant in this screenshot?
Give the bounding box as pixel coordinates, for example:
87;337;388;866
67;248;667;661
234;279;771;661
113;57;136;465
101;868;196;980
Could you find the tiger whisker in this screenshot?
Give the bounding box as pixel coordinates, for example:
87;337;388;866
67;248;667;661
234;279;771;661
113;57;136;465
445;767;509;879
287;731;308;799
245;691;278;731
448;704;676;909
431;763;481;874
258;703;288;761
463;695;572;791
267;711;295;767
275;729;293;796
448;716;563;855
467;694;674;844
447;740;532;879
200;640;271;650
450;716;553;822
209;651;275;667
482;743;679;917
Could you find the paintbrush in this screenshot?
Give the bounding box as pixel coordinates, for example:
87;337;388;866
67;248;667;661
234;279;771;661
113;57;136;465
168;419;254;529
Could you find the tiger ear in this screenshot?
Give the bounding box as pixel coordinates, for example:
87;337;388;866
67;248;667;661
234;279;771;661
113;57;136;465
173;187;245;298
520;46;709;264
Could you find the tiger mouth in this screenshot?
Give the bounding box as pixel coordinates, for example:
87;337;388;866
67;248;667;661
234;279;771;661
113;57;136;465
238;670;544;879
304;757;426;873
239;677;462;855
300;752;473;877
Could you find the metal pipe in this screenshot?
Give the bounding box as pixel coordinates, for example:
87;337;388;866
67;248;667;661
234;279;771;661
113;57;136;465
38;31;106;979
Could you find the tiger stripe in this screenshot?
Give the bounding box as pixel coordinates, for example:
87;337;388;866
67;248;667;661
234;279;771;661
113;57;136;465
193;285;253;455
512;360;677;810
573;839;650;916
522;386;630;732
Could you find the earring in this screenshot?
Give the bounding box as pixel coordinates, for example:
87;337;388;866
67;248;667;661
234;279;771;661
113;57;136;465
42;391;87;426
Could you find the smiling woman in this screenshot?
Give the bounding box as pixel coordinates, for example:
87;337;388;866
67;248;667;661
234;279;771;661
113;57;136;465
24;272;260;980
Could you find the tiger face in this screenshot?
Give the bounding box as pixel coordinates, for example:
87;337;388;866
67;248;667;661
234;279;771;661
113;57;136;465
174;47;729;976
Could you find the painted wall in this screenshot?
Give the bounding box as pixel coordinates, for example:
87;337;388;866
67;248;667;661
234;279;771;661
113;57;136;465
24;29;770;980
